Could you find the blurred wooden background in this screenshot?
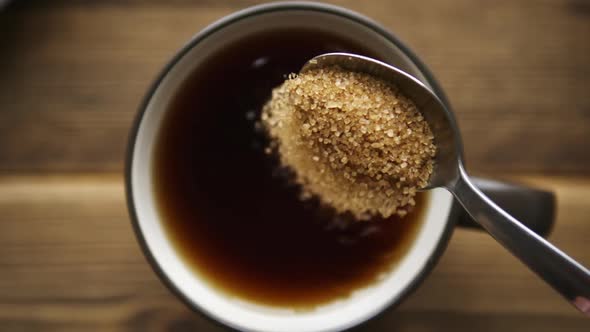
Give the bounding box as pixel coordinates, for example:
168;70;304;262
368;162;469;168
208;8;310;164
0;0;588;331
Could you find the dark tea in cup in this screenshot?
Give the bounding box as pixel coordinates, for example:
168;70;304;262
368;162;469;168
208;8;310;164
154;27;428;309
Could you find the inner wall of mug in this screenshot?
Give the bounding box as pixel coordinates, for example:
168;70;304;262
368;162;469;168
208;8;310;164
131;7;453;332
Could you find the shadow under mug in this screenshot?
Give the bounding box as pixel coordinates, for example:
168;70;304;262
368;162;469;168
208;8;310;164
126;2;555;332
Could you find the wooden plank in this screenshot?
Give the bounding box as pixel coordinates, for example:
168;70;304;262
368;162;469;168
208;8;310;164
0;0;589;173
0;174;588;331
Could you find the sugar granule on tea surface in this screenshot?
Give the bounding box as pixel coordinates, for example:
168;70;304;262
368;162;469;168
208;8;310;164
261;66;436;220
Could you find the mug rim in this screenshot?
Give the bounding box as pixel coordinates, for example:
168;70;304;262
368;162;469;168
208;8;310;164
125;1;459;331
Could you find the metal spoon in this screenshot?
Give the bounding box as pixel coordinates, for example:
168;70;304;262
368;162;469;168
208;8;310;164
301;53;590;315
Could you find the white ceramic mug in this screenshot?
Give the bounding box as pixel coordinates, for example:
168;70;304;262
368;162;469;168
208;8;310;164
126;2;554;331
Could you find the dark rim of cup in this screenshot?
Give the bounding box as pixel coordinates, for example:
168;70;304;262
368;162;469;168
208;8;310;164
125;2;460;331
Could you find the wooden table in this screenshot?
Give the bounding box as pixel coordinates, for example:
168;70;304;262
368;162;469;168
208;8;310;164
0;1;588;331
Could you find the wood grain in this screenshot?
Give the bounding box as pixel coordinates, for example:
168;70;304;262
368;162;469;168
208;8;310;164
0;175;588;331
0;0;589;173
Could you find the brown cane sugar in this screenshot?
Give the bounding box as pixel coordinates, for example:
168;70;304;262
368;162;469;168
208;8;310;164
262;66;436;220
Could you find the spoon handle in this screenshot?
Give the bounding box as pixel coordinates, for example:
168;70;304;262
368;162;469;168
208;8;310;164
450;164;590;315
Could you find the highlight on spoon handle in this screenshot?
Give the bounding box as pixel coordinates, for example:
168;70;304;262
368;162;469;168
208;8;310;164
450;164;590;315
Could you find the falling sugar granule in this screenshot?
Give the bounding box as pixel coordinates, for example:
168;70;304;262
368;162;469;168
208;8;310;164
261;66;436;220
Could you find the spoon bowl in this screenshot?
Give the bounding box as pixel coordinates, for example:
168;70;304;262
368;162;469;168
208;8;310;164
301;53;461;190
